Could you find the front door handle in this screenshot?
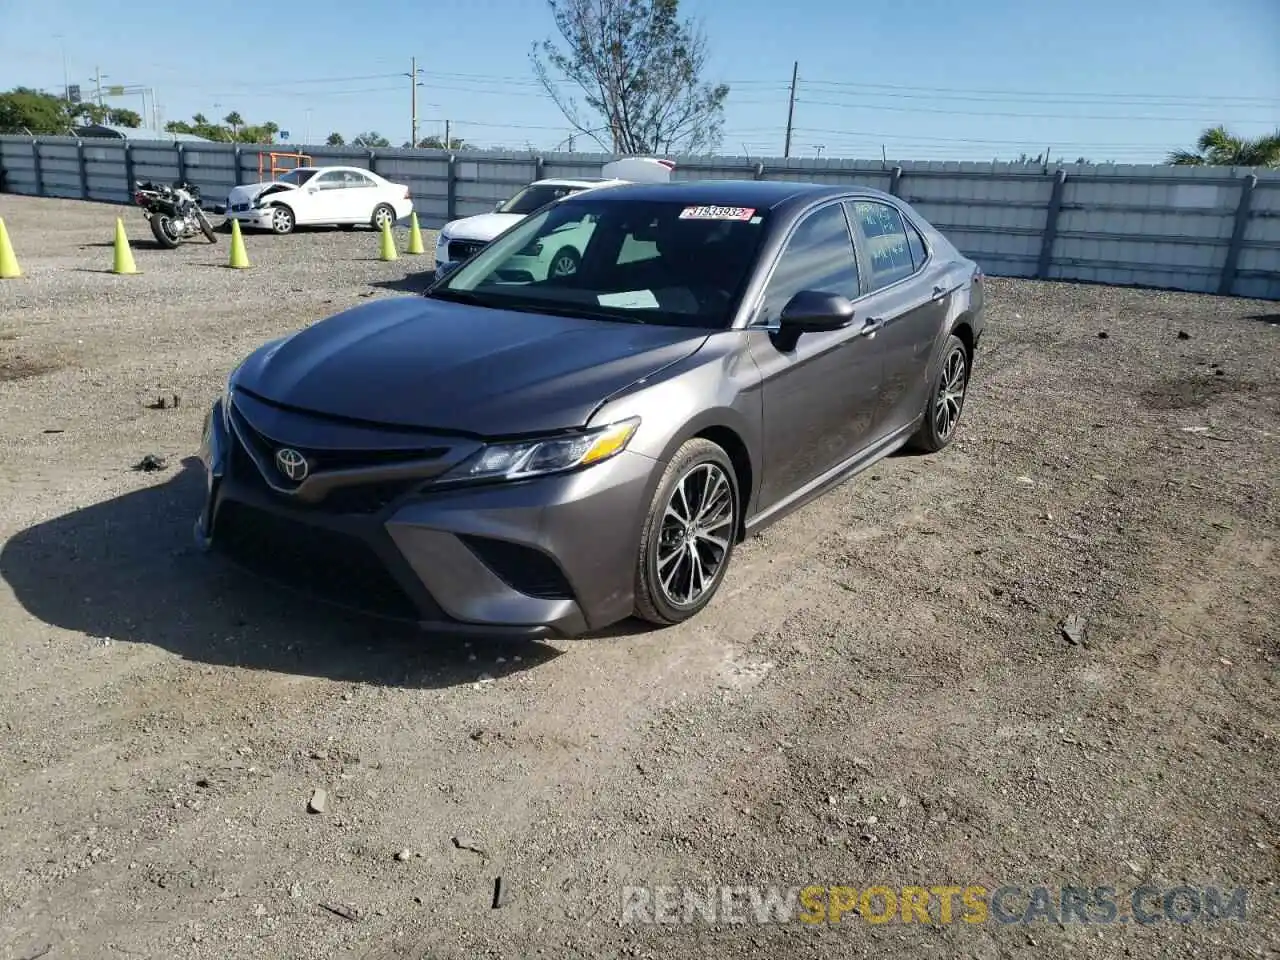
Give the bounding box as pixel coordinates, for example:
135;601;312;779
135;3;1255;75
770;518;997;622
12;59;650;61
931;284;948;300
861;317;885;337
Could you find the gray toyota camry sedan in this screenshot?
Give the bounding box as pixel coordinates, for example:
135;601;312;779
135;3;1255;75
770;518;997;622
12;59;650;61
196;178;985;637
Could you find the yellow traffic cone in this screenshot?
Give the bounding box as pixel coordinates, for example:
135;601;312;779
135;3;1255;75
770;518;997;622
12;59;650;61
406;212;425;255
112;218;138;275
227;219;250;269
0;218;21;279
379;218;398;262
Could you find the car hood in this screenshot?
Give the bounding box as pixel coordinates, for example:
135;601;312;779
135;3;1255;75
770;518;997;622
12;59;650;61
227;181;295;204
441;212;526;242
232;295;709;436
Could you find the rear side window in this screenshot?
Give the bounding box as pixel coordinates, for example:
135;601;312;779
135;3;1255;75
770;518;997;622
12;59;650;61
849;200;915;291
905;218;928;270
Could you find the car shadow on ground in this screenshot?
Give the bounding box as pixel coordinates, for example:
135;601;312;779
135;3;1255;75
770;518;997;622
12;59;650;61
369;273;437;296
0;457;592;689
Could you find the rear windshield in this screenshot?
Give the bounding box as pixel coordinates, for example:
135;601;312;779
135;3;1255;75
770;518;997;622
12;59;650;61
497;184;589;215
431;197;770;330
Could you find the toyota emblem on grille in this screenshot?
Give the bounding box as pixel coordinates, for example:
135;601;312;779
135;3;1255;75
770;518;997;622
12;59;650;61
275;447;309;482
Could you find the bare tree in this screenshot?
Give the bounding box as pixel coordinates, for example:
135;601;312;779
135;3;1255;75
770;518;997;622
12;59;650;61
531;0;728;155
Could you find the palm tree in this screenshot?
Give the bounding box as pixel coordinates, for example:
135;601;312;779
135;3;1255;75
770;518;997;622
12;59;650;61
223;111;243;136
1167;125;1280;167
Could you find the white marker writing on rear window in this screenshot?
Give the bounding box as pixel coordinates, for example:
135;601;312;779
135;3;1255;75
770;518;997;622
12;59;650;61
678;206;756;220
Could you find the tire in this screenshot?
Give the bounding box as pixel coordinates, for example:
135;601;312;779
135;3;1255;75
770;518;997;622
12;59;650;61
908;333;970;453
268;205;295;235
149;213;180;249
197;209;217;243
548;246;580;278
634;438;740;627
371;203;396;231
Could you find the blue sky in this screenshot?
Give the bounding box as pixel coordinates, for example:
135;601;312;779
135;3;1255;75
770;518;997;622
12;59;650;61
2;0;1277;163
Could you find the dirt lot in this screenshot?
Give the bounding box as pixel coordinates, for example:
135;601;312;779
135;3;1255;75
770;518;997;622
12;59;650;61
0;194;1277;960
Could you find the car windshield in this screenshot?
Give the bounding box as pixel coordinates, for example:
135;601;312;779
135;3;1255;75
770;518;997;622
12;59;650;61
279;169;318;186
430;197;770;329
496;183;588;215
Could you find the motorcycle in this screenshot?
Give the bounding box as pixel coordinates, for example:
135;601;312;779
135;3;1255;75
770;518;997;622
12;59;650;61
132;180;218;249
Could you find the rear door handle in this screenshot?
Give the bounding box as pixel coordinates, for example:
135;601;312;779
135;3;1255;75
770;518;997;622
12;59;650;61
931;284;947;300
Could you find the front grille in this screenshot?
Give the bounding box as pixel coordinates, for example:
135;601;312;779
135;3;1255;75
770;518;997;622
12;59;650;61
459;534;575;600
232;202;250;212
446;239;486;261
231;402;450;475
213;501;422;620
227;400;448;514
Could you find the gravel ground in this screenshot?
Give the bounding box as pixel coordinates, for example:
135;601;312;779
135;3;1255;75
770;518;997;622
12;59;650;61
0;195;1277;960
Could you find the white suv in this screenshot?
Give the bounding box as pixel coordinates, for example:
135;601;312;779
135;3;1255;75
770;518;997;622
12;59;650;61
434;157;675;276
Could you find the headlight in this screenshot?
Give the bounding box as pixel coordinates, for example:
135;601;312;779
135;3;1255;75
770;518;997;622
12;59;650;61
441;417;640;484
219;368;238;424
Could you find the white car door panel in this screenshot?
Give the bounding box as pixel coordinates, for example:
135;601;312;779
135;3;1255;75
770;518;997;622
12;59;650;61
303;170;363;223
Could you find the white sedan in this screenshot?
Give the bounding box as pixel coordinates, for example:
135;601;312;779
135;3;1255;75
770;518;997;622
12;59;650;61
434;157;675;274
224;166;414;235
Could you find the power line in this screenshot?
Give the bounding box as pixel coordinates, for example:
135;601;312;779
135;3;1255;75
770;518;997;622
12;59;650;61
794;99;1278;123
797;85;1280;111
790;128;1196;149
796;78;1280;105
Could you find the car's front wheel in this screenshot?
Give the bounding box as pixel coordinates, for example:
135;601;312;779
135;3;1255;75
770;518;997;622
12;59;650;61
634;438;740;626
909;332;969;452
268;205;295;235
548;246;580;278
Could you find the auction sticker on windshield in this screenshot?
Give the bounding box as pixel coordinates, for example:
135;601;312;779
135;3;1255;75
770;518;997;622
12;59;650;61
679;205;756;221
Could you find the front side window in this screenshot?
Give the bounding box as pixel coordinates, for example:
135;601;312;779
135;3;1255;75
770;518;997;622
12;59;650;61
432;198;770;329
279;168;318;186
850;200;916;291
497;184;589;215
756;202;861;325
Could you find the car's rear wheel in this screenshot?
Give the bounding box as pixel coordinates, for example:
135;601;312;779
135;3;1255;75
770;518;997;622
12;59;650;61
909;333;969;452
371;203;396;231
634;438;739;626
549;246;580;278
269;205;295;235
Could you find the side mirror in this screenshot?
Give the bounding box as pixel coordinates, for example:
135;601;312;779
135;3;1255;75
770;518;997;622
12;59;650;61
493;200;505;212
779;290;857;333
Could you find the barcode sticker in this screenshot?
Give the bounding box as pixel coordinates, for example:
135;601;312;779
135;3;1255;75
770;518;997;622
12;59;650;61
678;205;756;221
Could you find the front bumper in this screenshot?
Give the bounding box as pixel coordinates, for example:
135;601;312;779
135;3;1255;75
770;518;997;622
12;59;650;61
225;208;275;230
196;397;655;637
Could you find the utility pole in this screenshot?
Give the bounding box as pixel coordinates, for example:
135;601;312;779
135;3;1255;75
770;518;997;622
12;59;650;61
783;60;798;159
406;57;423;147
93;66;106;107
444;119;451;150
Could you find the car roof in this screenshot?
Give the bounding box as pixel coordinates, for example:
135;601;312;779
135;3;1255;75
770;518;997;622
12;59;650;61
293;165;372;174
558;178;897;210
531;177;613;187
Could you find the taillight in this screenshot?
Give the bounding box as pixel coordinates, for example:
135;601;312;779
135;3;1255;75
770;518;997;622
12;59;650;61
133;192;146;205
